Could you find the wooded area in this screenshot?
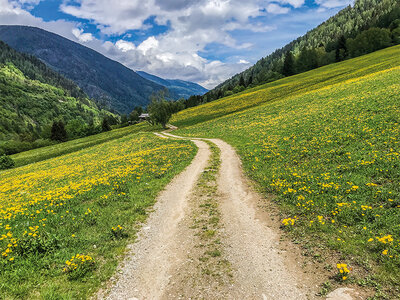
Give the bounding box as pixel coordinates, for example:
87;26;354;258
183;0;400;108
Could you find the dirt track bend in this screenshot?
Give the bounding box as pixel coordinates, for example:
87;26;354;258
101;130;356;300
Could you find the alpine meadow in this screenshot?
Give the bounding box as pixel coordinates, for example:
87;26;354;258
1;0;400;299
174;45;400;296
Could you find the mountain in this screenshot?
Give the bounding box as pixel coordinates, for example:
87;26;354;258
137;71;208;99
0;40;109;154
0;25;165;114
204;0;400;101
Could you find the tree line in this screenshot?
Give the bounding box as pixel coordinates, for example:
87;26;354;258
179;0;400;109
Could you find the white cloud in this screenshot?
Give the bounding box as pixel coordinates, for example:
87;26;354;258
277;0;305;9
72;28;94;42
0;0;351;89
0;0;79;40
315;0;354;9
137;36;159;55
267;3;290;14
13;0;42;9
60;0;283;87
115;40;136;52
1;0;277;88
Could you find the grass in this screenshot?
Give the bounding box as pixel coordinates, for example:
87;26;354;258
173;45;400;129
10;123;160;167
190;141;232;284
0;130;196;299
173;46;400;297
2;44;400;299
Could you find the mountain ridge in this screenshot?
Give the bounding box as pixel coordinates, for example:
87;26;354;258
204;0;399;101
137;71;208;99
0;25;165;114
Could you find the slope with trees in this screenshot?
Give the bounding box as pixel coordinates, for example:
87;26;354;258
0;41;110;155
196;0;400;104
0;26;166;114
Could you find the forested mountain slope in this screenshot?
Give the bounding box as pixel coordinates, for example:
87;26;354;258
0;26;166;114
0;41;108;154
201;0;400;103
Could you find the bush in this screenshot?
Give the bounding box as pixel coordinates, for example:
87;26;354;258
0;154;15;170
224;90;234;97
101;118;112;132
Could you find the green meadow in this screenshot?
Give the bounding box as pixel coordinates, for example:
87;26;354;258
174;46;400;296
0;131;196;299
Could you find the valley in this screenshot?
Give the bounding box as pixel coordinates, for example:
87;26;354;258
1;45;399;298
0;0;399;298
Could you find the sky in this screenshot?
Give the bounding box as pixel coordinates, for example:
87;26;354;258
0;0;354;89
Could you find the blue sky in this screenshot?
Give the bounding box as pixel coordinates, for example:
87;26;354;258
0;0;354;88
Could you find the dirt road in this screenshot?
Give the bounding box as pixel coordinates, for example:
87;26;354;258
104;140;211;299
101;131;356;300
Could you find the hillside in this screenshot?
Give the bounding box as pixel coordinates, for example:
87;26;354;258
173;46;400;296
203;0;400;101
0;126;196;299
1;45;399;298
0;41;109;154
0;26;166;114
137;71;208;99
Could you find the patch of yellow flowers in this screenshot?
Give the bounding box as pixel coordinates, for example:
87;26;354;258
176;61;400;265
336;263;351;281
282;216;298;226
63;254;94;273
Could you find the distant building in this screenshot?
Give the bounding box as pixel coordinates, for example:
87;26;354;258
139;113;150;122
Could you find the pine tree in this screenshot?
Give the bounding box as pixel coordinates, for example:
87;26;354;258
239;75;245;87
247;74;253;86
282;51;295;77
336;35;347;62
102;118;112;132
50;120;67;142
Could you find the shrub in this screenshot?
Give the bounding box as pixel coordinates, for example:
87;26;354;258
0;154;15;170
101;118;112;132
50;121;67;142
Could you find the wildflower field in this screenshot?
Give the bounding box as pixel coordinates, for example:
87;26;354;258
0;131;196;299
174;46;400;295
10;122;157;167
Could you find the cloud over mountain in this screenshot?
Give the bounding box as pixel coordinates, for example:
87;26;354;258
0;0;354;88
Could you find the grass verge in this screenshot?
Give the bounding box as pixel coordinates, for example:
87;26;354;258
191;141;232;281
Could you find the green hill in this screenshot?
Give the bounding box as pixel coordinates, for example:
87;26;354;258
173;46;400;297
0;41;109;155
201;0;400;103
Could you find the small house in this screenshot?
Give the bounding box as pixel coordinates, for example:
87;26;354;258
139;113;150;122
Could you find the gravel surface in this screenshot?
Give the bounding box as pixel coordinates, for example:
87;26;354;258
103;140;210;300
